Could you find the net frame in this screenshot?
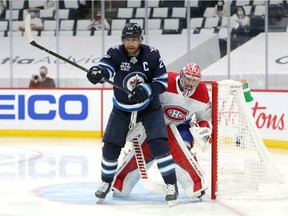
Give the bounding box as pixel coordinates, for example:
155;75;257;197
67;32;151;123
210;80;287;200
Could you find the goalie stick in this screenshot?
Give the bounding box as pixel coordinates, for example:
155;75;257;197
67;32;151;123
24;14;131;95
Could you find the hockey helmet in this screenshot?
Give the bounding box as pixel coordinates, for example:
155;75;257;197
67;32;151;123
179;63;202;97
122;23;143;39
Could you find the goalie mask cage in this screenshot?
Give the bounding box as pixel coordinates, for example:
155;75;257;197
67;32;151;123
210;80;286;200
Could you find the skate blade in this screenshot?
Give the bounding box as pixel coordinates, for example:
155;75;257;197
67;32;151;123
196;190;205;199
96;198;105;204
167;200;178;207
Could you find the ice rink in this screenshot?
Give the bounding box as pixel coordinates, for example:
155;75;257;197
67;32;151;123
0;137;287;216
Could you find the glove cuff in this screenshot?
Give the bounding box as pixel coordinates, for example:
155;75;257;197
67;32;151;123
98;68;110;84
138;83;152;98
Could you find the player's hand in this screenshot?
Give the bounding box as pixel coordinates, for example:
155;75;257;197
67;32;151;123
87;66;109;85
129;85;149;103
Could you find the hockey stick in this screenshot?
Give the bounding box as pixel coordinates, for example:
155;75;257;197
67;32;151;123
24;14;132;95
126;123;166;193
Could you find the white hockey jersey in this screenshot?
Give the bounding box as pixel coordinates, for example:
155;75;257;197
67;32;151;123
160;72;211;126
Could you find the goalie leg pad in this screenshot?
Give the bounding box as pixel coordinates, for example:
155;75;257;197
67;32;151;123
175;164;208;198
167;123;209;198
112;141;154;197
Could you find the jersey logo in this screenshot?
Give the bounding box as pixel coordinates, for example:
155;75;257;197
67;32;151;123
111;45;120;50
129;77;143;89
150;47;158;52
130;57;138;64
120;62;131;71
163;106;189;122
123;72;147;91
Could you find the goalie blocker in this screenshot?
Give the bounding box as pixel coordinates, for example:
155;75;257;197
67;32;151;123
112;123;209;198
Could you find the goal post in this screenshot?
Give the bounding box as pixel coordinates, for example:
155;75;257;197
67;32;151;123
211;81;218;200
210;80;286;200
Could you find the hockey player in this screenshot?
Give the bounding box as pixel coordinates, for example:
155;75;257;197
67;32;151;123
86;23;178;206
112;63;212;199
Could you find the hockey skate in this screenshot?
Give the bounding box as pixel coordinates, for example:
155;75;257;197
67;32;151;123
165;183;179;207
196;190;205;201
95;182;111;204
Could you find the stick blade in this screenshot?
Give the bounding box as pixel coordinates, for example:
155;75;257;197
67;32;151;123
24;14;34;43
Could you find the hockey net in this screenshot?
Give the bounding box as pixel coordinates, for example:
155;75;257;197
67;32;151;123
209;80;286;199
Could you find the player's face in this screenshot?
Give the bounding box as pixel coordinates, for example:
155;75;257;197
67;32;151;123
123;37;141;56
183;76;198;91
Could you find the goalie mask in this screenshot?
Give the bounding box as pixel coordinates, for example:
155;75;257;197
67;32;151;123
179;63;202;97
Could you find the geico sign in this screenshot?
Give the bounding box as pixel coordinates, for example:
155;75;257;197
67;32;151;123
0;94;88;120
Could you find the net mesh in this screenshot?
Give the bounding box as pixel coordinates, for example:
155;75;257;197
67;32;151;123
213;80;287;199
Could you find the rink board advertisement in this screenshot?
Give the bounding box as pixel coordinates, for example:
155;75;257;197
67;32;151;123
0;89;112;137
249;90;288;148
0;89;287;148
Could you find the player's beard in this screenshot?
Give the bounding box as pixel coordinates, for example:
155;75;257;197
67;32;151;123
126;45;140;56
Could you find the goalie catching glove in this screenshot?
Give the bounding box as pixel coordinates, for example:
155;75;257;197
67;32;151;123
87;65;110;85
189;119;212;153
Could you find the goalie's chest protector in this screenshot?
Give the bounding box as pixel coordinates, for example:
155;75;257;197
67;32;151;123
160;73;208;125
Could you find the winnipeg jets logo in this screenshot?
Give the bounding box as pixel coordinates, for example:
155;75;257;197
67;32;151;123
129;76;143;89
163;106;189;122
120;62;131;71
123;72;147;91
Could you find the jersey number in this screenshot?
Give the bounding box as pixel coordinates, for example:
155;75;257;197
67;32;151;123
159;58;164;68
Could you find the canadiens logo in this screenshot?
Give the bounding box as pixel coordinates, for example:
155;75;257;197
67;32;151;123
120;62;131;71
123;72;147;91
163;106;189;121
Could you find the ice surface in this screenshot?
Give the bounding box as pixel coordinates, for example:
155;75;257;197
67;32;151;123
0;137;287;216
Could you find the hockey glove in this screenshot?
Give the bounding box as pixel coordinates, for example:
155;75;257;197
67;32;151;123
129;85;149;103
87;65;110;85
189;119;212;153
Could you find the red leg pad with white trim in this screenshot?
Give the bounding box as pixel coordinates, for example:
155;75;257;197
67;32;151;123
167;123;208;197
